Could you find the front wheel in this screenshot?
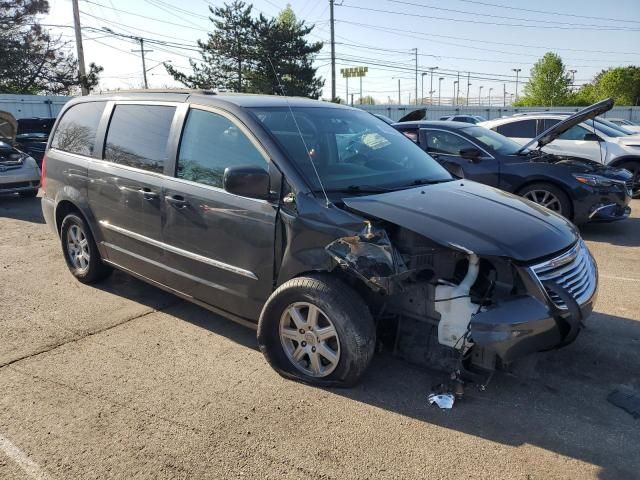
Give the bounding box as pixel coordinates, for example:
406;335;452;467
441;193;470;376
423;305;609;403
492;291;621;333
519;183;572;219
619;160;640;198
257;274;376;387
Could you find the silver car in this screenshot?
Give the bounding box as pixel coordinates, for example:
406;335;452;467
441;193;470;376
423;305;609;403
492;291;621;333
0;111;40;197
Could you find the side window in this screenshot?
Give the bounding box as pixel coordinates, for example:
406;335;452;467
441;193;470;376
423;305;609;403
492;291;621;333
397;128;419;143
177;109;267;188
50;102;105;156
425;130;475;155
104;104;176;174
558;125;590;141
496;119;537;138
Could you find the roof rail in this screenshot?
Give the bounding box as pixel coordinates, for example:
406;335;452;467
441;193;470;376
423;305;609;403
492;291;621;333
96;88;217;95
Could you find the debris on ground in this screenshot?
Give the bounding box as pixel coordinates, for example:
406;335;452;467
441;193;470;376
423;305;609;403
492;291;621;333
428;392;455;409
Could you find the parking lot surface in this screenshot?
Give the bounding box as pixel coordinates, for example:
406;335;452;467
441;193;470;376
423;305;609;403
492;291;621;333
1;196;639;480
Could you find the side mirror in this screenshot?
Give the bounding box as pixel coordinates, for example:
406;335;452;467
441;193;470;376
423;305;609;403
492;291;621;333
459;147;482;161
223;166;271;200
583;132;600;141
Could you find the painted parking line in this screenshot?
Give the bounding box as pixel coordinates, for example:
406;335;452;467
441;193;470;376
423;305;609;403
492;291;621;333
0;433;50;480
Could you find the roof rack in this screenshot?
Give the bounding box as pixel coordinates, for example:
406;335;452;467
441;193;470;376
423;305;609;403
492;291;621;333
96;89;217;95
511;110;579;117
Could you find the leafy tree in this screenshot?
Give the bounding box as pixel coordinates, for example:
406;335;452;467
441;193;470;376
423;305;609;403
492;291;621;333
249;6;323;97
0;0;102;94
515;52;571;107
166;1;255;91
591;66;640;105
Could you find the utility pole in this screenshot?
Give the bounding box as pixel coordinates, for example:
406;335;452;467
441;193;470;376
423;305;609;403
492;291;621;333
421;73;427;105
478;86;483;106
413;48;418;105
359;75;363;104
131;38;153;89
466;72;471;106
329;0;336;101
398;78;401;105
456;72;460;105
512;68;521;101
488;87;493;107
438;77;443;106
453;80;458;106
71;0;88;95
350;93;354;106
503;83;507;107
428;66;438;106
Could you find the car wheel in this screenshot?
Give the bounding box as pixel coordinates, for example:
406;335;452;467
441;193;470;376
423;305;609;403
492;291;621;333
18;189;38;198
620;160;640;198
60;213;112;283
257;274;376;387
519;183;572;219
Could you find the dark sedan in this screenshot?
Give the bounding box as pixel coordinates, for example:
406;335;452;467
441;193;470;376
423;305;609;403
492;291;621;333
393;121;632;225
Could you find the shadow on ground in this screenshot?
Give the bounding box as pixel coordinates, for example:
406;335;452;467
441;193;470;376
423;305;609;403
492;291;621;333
0;195;45;224
581;217;640;247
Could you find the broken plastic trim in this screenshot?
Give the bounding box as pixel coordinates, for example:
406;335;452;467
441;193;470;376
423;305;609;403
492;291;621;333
325;222;408;293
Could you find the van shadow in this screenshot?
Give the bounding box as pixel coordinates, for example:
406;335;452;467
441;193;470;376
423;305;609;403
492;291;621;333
0;194;45;224
580;216;640;248
93;272;639;480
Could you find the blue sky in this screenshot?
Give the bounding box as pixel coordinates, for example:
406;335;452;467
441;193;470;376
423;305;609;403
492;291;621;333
46;0;640;103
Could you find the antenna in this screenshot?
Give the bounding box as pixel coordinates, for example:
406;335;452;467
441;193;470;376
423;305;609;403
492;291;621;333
267;57;331;207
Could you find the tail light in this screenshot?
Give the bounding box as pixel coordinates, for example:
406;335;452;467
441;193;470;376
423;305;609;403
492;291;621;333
40;153;47;190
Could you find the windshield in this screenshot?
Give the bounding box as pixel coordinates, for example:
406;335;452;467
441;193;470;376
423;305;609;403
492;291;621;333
250;106;451;192
462;125;527;155
590;118;632;137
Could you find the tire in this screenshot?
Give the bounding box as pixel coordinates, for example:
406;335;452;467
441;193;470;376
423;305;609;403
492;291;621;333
19;189;38;198
60;213;112;284
519;183;572;219
257;274;376;387
619;160;640;199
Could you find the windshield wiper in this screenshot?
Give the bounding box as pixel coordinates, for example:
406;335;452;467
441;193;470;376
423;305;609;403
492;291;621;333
406;178;453;186
323;185;397;194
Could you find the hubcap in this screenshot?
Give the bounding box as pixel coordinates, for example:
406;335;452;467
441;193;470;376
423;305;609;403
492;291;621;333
66;224;90;273
279;302;341;378
524;189;563;214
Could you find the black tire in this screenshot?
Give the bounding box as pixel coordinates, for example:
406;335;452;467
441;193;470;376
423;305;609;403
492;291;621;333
518;182;573;220
619;160;640;199
19;189;38;198
60;213;112;284
257;274;376;387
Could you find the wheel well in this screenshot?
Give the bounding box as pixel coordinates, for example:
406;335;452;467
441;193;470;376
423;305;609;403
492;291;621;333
515;180;574;220
608;156;640;169
54;200;82;234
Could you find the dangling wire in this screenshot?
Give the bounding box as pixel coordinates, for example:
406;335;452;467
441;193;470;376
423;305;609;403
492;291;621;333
266;57;331;207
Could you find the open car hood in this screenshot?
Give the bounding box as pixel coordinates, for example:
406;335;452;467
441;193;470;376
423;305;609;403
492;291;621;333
0;111;17;142
517;98;614;153
398;108;427;122
342;181;578;263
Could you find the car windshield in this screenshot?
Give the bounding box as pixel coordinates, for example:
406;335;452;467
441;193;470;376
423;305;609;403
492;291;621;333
250;106;452;192
462;125;527;155
590;118;632;137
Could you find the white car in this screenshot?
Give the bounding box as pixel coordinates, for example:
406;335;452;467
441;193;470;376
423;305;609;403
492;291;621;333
479;101;640;196
605;118;640;134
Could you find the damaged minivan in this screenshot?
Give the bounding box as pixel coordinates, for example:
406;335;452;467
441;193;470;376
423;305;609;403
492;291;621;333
42;92;598;387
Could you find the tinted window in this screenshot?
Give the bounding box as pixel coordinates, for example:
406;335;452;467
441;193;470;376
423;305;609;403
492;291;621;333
496;119;537;138
105;104;175;173
177;109;267;188
425;130;475;155
51;102;105;156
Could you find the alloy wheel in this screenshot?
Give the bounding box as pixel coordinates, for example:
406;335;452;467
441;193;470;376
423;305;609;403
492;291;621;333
279;302;341;378
66;224;90;273
524;189;563;214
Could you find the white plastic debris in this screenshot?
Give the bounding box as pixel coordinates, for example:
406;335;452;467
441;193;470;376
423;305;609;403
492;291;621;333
428;393;455;409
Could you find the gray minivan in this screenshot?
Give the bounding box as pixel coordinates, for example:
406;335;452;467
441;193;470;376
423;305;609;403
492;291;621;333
42;91;597;388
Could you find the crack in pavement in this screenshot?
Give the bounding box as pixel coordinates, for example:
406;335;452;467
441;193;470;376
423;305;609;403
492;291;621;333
0;300;181;370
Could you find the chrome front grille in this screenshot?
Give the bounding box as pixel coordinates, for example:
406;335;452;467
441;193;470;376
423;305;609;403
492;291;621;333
530;240;597;309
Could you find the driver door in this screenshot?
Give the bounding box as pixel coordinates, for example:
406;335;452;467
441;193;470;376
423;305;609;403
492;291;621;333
421;128;500;187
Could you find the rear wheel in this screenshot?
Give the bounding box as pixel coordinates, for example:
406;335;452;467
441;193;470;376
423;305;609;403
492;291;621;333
619;160;640;198
519;183;572;219
60;213;112;283
257;274;376;387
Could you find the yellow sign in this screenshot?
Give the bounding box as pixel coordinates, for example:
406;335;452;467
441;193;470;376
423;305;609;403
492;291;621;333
340;67;368;78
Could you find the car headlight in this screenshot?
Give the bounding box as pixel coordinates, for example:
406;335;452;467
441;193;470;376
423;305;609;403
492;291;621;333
572;173;615;187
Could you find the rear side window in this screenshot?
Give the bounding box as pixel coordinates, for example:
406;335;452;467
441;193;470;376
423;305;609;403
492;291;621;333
176;109;267;188
541;119;589;140
50;102;105;156
496;119;537;138
104;104;176;174
425;130;475;155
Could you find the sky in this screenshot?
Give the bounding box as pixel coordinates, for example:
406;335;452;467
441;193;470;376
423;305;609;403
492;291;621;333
44;0;640;104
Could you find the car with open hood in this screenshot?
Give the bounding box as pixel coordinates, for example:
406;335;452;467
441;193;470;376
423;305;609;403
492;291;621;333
42;91;598;388
479;99;640;197
0;111;41;198
393;116;632;224
15;117;56;167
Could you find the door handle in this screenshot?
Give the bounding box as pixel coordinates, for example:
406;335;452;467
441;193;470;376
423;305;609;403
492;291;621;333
165;194;188;208
139;188;159;200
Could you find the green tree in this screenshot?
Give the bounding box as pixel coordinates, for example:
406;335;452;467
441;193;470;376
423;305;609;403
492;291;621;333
0;0;102;94
249;6;324;97
592;66;640;105
165;1;255;91
515;52;571;107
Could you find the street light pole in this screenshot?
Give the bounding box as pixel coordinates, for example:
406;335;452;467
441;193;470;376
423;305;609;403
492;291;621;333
428;66;438;106
438;77;443;106
413;48;418;105
398;78;401;105
453;80;458;106
569;69;577;90
478;86;483;106
512;68;522;101
488;87;493;107
329;0;336;101
466;72;471;106
421;72;427;105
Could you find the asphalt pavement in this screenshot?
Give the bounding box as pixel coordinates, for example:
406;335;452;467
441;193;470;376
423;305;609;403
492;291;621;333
1;195;639;480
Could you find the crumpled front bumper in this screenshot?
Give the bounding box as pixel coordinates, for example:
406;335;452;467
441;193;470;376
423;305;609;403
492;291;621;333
588;203;631;222
469;290;595;363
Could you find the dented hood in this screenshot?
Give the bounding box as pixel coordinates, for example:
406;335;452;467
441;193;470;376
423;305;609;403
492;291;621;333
342;181;578;263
